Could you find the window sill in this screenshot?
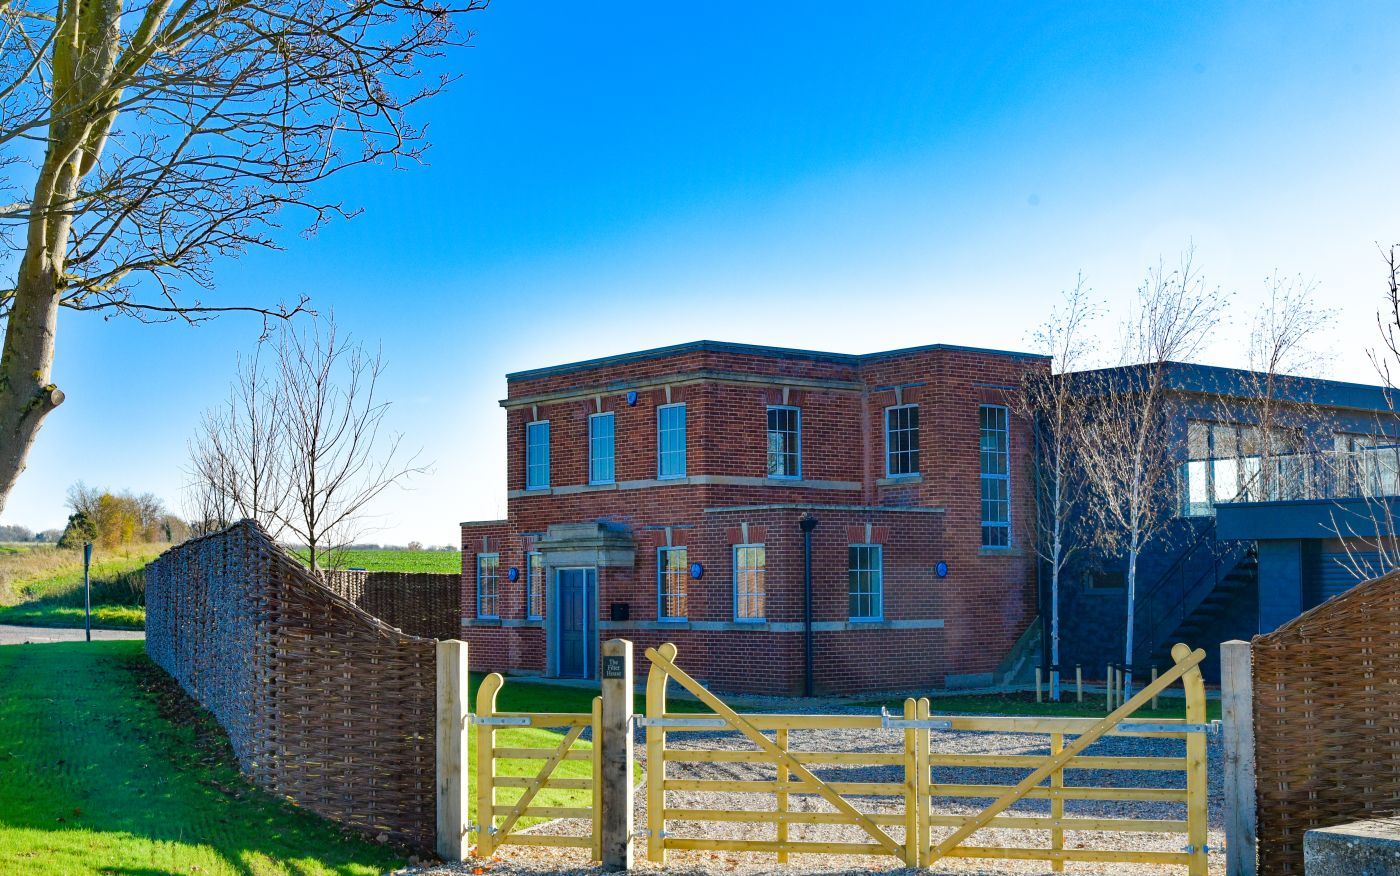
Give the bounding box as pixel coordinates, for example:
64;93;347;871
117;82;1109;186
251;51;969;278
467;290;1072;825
848;617;884;624
522;486;551;495
877;475;923;486
467;617;502;627
523;617;544;625
657;619;690;627
978;546;1022;557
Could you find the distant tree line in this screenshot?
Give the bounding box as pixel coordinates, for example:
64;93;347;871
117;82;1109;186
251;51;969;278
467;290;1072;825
58;483;189;549
0;524;63;543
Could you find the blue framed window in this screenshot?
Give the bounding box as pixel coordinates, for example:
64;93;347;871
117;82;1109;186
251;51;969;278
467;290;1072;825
657;403;687;479
885;404;920;476
733;544;766;621
589;412;615;485
980;405;1011;547
657;546;688;621
766;405;801;478
476;553;500;619
525;551;544;619
525;420;550;490
848;544;883;621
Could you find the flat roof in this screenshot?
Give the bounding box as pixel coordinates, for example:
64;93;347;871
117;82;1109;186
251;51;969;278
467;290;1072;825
506;339;1048;382
1068;361;1396;413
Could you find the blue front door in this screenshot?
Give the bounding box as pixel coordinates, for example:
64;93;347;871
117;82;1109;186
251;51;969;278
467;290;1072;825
556;568;595;679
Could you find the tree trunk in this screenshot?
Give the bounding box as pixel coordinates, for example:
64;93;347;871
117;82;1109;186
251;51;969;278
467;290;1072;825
1123;535;1139;698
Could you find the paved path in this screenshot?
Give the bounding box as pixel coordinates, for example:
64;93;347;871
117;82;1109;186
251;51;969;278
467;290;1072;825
0;624;144;645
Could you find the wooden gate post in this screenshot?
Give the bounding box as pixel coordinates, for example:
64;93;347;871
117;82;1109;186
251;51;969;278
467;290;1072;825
600;638;634;871
435;640;469;861
1221;640;1258;876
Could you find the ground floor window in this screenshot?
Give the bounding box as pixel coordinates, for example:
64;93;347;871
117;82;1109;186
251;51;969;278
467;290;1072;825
525;551;544;619
733;544;766;621
476;553;500;618
848;544;883;620
657;546;688;620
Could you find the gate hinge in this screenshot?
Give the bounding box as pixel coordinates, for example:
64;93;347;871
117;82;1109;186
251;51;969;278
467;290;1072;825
635;716;727;729
1183;843;1212;854
469;714;532;727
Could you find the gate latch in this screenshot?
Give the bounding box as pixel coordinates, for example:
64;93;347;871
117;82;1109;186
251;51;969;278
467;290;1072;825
879;707;952;730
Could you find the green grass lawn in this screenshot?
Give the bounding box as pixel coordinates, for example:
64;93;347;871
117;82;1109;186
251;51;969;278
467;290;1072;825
858;689;1223;722
0;544;163;630
297;549;461;574
0;640;406;875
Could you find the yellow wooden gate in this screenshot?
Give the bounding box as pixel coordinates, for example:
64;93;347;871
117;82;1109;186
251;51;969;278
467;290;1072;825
643;641;1212;873
473;673;602;858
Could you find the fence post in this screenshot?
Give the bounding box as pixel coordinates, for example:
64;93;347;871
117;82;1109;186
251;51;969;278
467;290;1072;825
600;638;634;871
435;640;468;861
1180;644;1209;876
1221;640;1258;876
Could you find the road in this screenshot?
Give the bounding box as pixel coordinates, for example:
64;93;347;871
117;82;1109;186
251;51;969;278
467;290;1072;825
0;624;144;646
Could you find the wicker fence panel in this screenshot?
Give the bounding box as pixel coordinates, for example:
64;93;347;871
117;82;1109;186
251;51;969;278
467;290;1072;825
323;569;461;640
1252;568;1400;875
145;521;439;849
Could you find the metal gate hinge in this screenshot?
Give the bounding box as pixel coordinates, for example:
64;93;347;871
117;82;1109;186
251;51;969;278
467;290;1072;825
879;706;952;730
469;714;532;727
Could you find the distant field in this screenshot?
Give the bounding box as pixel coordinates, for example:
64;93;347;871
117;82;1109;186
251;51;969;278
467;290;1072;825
0;543;164;630
297;548;461;574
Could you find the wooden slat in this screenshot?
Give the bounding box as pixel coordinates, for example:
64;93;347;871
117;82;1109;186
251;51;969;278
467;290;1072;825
661;809;1185;833
663;749;902;766
664;808;905;826
502;833;595;849
663;838;891;856
495;776;594;790
663;779;906;795
494;747;592;761
521;806;593;819
930;783;1188;802
493;711;594;727
942;846;1193;865
927;753;1187;771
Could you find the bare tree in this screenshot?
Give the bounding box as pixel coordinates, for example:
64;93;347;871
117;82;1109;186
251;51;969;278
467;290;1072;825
0;0;487;516
1017;276;1097;701
1077;251;1225;696
274;315;425;573
186;346;289;530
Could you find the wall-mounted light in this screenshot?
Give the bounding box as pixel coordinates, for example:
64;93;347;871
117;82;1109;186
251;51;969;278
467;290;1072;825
627;390;639;406
507;567;520;582
689;562;704;580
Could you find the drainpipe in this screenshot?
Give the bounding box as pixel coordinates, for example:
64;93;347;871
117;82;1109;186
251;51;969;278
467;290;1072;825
799;512;819;697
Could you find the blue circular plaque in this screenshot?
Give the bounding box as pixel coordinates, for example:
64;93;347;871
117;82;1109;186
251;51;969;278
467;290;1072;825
935;561;948;578
627;390;639;406
506;566;520;582
689;562;704;580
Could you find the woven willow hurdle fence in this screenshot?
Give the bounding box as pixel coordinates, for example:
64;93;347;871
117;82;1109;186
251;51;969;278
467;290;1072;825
324;568;461;639
1241;567;1400;875
145;521;442;849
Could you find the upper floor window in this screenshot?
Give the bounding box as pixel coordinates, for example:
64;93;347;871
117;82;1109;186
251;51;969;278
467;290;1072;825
525;420;550;490
733;544;766;621
476;553;500;619
1182;421;1302;514
848;544;883;621
885;404;920;477
657;546;688;621
589;412;615;485
657;403;687;479
525;551;544;620
766;405;801;478
979;405;1011;548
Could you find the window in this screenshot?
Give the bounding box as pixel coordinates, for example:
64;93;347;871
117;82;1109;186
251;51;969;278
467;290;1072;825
1087;568;1125;590
1182;420;1305;514
885;404;920;476
476;554;500;618
848;544;883;621
525;551;544;619
733;544;766;621
657;547;688;621
657;403;687;479
525;420;550;490
766;406;801;478
589;412;615;485
979;405;1011;548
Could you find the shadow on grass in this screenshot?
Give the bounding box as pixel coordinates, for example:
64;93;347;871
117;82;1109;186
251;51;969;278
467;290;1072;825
0;641;404;876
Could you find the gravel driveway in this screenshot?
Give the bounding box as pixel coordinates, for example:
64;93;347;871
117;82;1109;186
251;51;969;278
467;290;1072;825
410;706;1225;876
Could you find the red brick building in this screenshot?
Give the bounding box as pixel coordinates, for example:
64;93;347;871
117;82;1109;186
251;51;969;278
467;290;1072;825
460;340;1045;695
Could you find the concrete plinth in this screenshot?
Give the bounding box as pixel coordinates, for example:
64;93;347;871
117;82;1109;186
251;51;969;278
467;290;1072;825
1304;816;1400;875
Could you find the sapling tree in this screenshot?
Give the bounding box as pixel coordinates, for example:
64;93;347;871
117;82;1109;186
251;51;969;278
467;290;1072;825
1016;276;1097;701
1077;251;1224;697
0;0;486;515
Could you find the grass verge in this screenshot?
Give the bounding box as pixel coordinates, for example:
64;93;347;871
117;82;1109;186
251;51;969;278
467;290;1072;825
0;640;405;875
0;544;163;630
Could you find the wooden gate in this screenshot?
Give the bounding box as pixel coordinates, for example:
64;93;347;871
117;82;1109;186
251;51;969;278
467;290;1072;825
643;641;1212;873
473;673;602;858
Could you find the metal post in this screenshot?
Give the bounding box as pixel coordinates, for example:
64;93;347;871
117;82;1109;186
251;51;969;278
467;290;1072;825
83;542;92;642
1075;664;1083;703
600;638;635;870
799;513;818;698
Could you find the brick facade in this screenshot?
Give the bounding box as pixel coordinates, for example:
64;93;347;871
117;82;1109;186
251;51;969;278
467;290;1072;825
460;340;1046;695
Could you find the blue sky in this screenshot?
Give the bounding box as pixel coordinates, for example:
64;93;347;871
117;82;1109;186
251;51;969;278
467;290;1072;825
8;2;1400;544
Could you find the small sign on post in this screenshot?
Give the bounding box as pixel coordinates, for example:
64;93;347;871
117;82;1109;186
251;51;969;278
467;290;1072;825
600;639;634;870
